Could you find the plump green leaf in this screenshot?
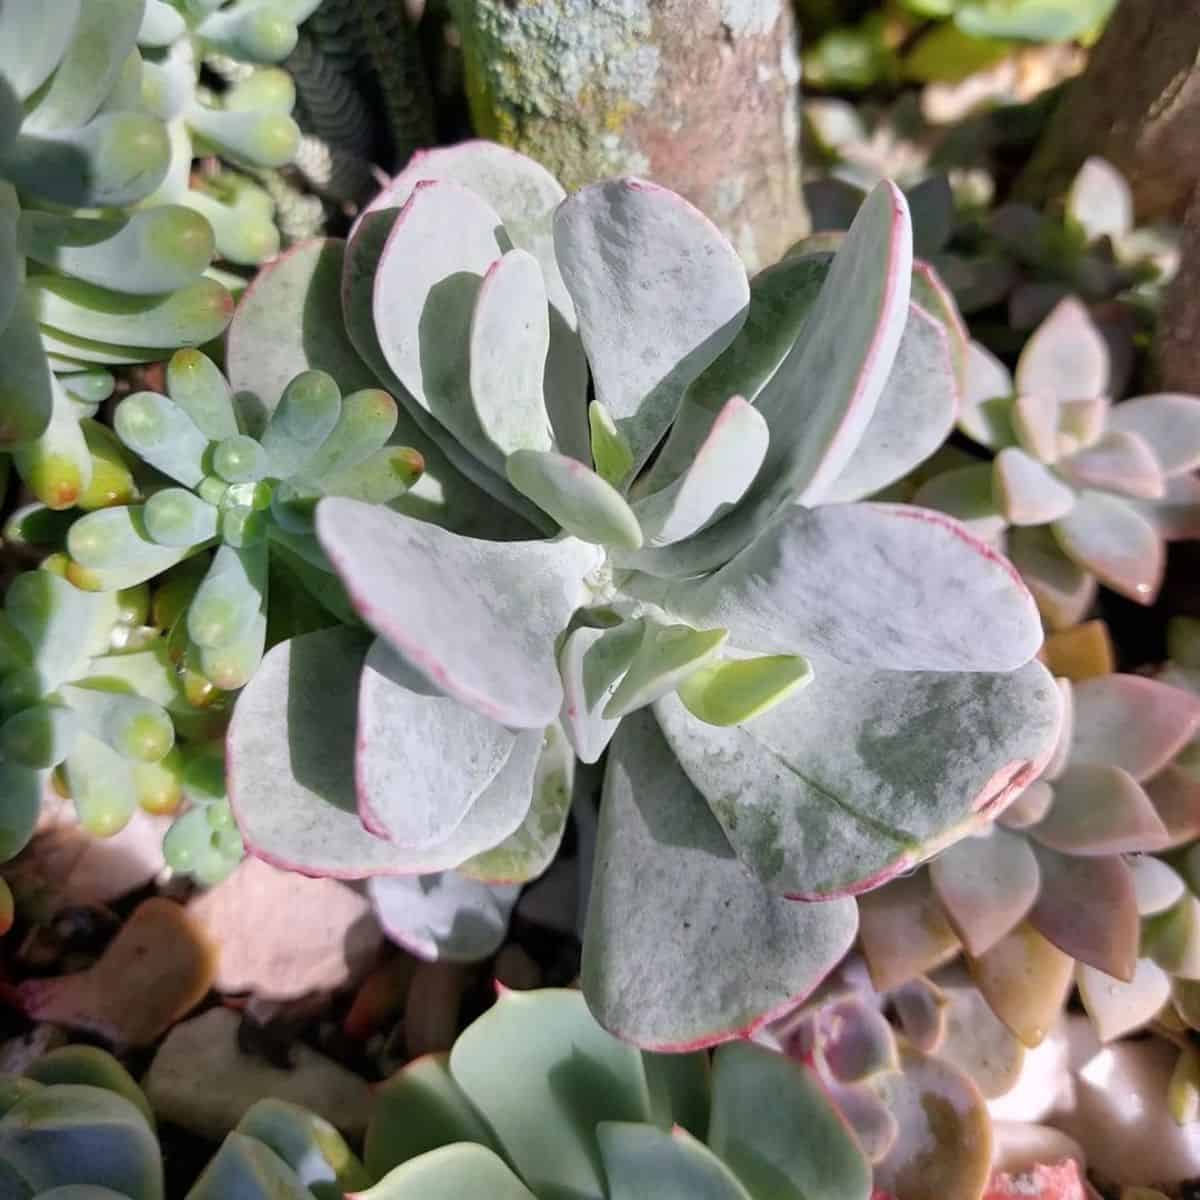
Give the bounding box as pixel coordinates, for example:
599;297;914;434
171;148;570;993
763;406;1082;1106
6;570;115;690
260;370;341;479
0;1;80;100
598;1123;753;1200
183;1132;309;1200
0;294;54;448
0;762;43;862
557;623;632;764
676;654;813;727
114;390;209;487
188;542;266;651
353;1145;535;1199
602;620;726;719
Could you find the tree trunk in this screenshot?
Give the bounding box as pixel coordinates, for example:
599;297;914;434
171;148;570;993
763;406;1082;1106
1156;181;1200;391
449;0;807;269
1016;0;1200;221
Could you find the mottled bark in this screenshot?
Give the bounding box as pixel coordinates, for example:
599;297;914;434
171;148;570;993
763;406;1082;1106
1155;182;1200;392
1016;0;1200;221
449;0;807;269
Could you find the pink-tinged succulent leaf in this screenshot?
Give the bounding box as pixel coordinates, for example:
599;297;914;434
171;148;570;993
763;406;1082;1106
356;641;517;848
1056;396;1109;456
1144;895;1200;979
708;1041;872;1200
350;1144;535;1199
912;464;1007;548
657;503;1042;672
1078;958;1170;1043
870;1045;992;1200
557;622;640;765
936;980;1025;1099
911;260;969;396
1040;679;1074;783
998;780;1056;830
1067;157;1133;242
1028;764;1168;855
1015;298;1110;401
890;977;949;1055
633;396;769;547
966;923;1074;1047
821;303;958;503
1135;471;1200;541
993;448;1076;526
449;989;651;1198
1028;847;1138;980
931;826;1040;956
858;874;961;992
1058;431;1165;500
960;340;1016;448
316;499;599;729
597;1123;754;1200
656;657;1059;898
1006;525;1097;632
1108;394;1200;477
1145;766;1200;847
1051;490;1164;605
581;711;857;1050
1011;393;1061;464
824;1081;898;1165
468;249;553;456
816;998;900;1082
554;178;749;476
1129;857;1186;916
367;872;519;964
1070;675;1200;781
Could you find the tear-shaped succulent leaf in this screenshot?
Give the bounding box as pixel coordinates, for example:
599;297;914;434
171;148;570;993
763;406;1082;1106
1007;524;1097;631
506;450;643;550
890;976;949;1055
815;997;899;1082
59;685;172;764
655;503;1041;672
368;872;519;963
13;373;91;509
260;370;342;479
1011;393;1060;463
869;1045;992;1200
188;542;266;650
316;499;599;728
993;447;1076;525
25;1045;153;1129
1070;674;1200;781
294;389;398;483
966;923;1074;1047
1078;958;1170;1042
7;570;115;689
820;303;958;503
1146;766;1200;848
588;401;634;488
353;1145;535;1199
144;489;220;547
656;656;1058;897
676;654;813;727
0;702;80;769
1107;393;1200;477
1040;621;1114;684
597;1122;753;1200
1066;156;1133;241
554;178;750;475
602;621;726;720
63;733;137;837
355;640;518;848
582;711;858;1049
1028;846;1138;980
911;463;1006;546
959;339;1015;448
858;873;961;991
931;826;1040;956
1052;489;1163;604
114;390;209;487
235;1099;370;1197
936;981;1024;1099
1145;893;1200;980
1015;298;1110;401
198;608;267;691
707;1041;871;1200
1041;679;1075;782
1029;764;1168;854
1059;430;1165;500
1130;856;1186;916
1057;395;1109;456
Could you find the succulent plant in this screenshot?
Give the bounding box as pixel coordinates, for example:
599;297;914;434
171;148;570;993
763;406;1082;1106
0;1042;368;1198
0;1;236;511
914;297;1200;626
64;350;423;693
858;660;1200;1054
361;986;877;1200
219;139;1060;1049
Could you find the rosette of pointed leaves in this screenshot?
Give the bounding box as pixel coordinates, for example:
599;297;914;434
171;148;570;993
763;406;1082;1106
223;140;1060;1048
361;987;874;1200
859;666;1200;1054
0;1042;368;1198
916;297;1200;627
138;0;322;265
64;350;423;693
0;0;235;510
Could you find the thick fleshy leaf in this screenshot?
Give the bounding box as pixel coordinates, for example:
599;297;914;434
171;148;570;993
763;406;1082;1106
356;641;516;847
654;502;1041;672
0;1;80;101
589;401;634;487
1108;393;1200;477
582;711;858;1049
1144;895;1200;980
966;923;1074;1047
1145;766;1200;847
676;654;813;727
992;448;1076;525
7;569;116;689
1130;856;1186;916
554;178;749;475
235;1099;370;1197
260;370;341;480
0;762;42;862
602;621;726;719
184;1132;310;1200
368;873;519;963
1059;431;1165;500
960;340;1015;448
858;873;960;991
13;373;92;510
821;303;958;503
814;997;899;1082
450;989;651;1198
911;261;969;391
113;391;208;487
1067;157;1133;242
656;657;1059;897
315;500;599;729
1028;764;1168;855
999;780;1056;830
188;542;266;651
1006;524;1097;631
911;464;1006;547
1015;298;1109;401
1078;958;1170;1042
936;980;1025;1099
597;1123;752;1200
1056;395;1109;456
352;1145;534;1199
930;826;1040;956
1052;490;1164;604
1028;847;1138;980
557;623;636;765
708;1042;871;1200
0;293;54;448
1070;675;1200;781
1011;392;1060;463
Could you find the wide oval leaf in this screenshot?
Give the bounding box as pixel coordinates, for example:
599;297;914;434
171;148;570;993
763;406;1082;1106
1052;489;1164;604
597;1123;752;1200
352;1145;534;1199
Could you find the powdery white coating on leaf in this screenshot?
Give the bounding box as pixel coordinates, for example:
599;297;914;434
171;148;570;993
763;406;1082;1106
993;448;1075;526
655;657;1061;898
349;1144;536;1199
316;499;600;729
356;641;517;848
1015;297;1110;401
1107;393;1200;477
960;340;1015;448
1051;490;1164;605
1006;525;1097;632
582;711;858;1050
1059;430;1165;500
